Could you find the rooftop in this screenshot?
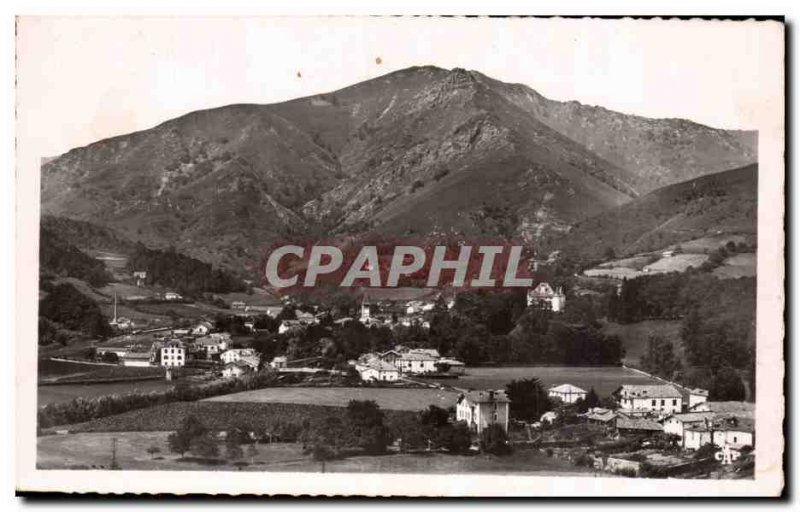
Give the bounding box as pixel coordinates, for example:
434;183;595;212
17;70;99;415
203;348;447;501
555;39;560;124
549;383;588;394
618;384;683;399
665;412;717;423
616;417;663;431
691;401;754;416
459;390;510;404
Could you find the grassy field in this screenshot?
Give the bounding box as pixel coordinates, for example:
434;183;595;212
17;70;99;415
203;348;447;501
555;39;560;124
204;387;460;411
713;253;756;279
677;235;748;254
38;380;176;407
643;254;708;273
53;401;417;433
583;267;643;279
600;320;684;366
38;359;106;378
46;365;167;383
438;366;664;399
37;431;596;475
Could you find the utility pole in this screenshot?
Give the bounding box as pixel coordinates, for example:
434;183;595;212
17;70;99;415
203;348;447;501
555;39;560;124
110;437;119;470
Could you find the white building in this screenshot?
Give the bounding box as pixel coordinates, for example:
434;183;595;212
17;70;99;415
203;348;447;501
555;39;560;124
120;351;151;367
222;360;255;379
662;412;717;440
395;350;439;374
684;417;755;450
373;348;460;375
194;333;230;359
548;383;588;404
132;270;147;286
688;388;710;409
616;384;683;415
221;348;257;365
192;321;213;336
456;390;510;434
356;360;400;382
164;291;182;301
160;341;185;367
270;356;288;369
526;282;566;312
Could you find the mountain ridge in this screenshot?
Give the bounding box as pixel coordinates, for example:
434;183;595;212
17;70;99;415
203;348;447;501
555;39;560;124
41;66;757;271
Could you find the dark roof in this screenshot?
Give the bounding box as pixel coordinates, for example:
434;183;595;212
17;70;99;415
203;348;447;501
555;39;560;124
619;384;683;399
460;390;510;404
616;417;663;431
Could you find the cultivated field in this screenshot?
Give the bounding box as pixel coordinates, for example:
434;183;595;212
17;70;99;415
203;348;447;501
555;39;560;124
55;401;416;433
440;366;665;399
642;254;708;273
204;387;460;411
713;253;756;279
598;256;655;270
583;267;643;279
37;431;595;475
586;254;708;279
677;235;748;254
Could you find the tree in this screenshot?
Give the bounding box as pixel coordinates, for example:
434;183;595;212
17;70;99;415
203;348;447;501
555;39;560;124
434;421;472;453
246;443;258;459
39;283;112;338
346;400;389;454
577;388;601;413
310;444;335;473
505;378;552;422
225;436;244;462
190;433;220;459
694;442;721;460
710;366;746;401
479;424;512;455
146;446;161;459
419;405;450;429
640;334;680;379
167;415;207;456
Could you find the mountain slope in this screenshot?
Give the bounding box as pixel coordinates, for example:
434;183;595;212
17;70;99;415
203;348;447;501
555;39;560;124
481;73;757;193
41;66;757;270
545;164;758;262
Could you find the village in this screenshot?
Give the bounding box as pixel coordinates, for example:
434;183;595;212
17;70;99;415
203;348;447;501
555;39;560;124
37;272;754;478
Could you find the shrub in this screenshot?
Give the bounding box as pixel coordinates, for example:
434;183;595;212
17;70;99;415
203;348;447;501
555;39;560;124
190;432;220;459
433;168;450;181
614;467;638;478
435;421;472;453
573;452;595;468
479;423;512;456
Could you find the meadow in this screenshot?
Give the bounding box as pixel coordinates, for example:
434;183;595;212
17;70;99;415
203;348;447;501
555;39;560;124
49;401;416;433
437;366;665;399
203;387;460;411
38;380;176;407
37;431;595;475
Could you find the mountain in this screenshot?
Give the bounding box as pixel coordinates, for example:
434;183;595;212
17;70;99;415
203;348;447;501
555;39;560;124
41;66;757;270
544;164;758;262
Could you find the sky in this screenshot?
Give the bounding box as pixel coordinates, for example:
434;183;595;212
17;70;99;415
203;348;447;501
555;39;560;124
17;16;783;158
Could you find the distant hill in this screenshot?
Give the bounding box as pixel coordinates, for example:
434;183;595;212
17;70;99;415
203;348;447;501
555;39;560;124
41;66;757;270
41;215;136;255
39;224;113;287
545;164;757;262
